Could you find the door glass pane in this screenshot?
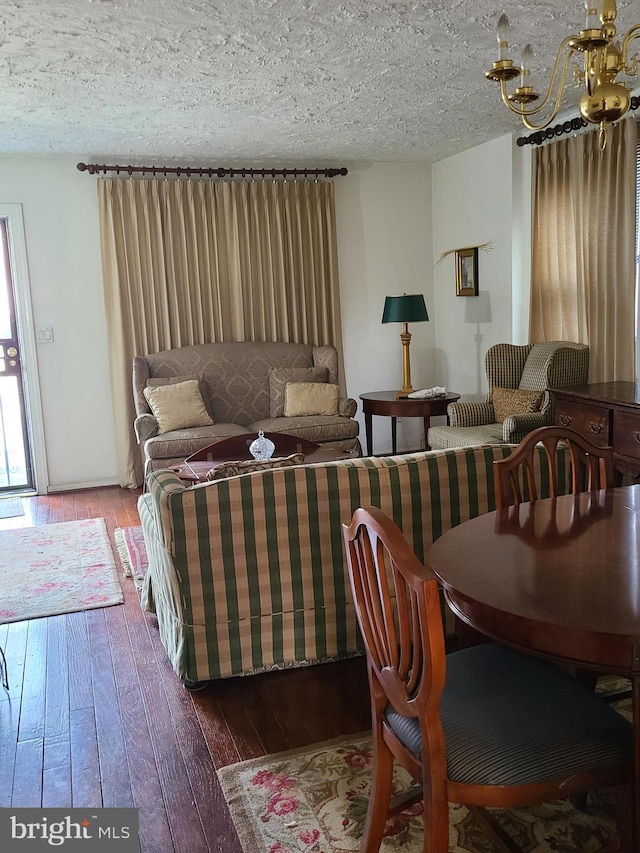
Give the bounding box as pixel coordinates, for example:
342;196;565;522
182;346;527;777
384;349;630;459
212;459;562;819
0;232;10;339
0;376;28;488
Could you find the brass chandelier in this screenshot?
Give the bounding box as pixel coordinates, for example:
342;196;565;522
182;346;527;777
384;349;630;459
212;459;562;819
485;0;640;143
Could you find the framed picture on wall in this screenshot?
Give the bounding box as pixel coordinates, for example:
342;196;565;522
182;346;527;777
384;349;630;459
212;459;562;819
455;247;479;296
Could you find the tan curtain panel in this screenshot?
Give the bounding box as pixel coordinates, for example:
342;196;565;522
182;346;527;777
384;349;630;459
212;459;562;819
98;178;344;488
530;117;637;383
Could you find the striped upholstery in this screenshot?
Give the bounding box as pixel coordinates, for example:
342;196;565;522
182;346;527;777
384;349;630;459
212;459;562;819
138;444;570;684
429;341;589;450
385;644;632;786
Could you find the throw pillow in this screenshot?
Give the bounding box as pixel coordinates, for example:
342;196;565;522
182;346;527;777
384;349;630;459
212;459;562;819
205;453;306;480
146;375;200;389
143;379;214;434
491;387;544;423
283;382;340;417
269;367;329;418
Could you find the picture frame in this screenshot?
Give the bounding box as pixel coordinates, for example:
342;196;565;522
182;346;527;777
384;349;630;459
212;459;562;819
455;247;479;296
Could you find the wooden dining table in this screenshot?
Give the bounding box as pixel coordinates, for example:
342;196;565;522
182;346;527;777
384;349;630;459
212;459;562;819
428;485;640;849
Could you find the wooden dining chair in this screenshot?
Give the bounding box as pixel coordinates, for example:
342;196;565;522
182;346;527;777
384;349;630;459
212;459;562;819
342;506;632;853
493;425;615;509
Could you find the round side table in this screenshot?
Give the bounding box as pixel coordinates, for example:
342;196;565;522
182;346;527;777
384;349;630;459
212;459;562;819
359;391;460;456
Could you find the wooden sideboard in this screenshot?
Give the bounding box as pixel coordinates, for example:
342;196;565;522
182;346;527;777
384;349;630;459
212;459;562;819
551;382;640;477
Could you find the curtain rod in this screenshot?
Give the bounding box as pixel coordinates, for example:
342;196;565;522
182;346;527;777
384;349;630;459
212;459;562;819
516;94;640;147
76;162;348;178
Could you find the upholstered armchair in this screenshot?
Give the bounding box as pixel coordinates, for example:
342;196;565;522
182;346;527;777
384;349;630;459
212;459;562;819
427;341;589;450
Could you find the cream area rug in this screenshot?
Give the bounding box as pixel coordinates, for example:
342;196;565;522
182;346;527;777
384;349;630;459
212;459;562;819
114;526;148;593
217;731;622;853
0;518;123;623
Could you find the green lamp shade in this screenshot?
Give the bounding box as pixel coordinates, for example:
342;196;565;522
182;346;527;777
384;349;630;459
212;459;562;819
382;294;429;324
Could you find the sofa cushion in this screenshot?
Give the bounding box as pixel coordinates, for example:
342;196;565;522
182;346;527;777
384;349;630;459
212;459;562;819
284;382;340;417
269;366;329;417
491;387;544;424
250;414;360;444
143;380;214;434
145;423;251;459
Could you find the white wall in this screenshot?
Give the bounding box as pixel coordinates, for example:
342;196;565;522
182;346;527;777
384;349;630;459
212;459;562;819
431;134;520;402
0;157;435;488
336;162;434;454
0;156;118;491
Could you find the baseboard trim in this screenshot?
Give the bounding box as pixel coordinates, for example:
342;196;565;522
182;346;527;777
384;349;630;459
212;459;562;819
47;477;121;493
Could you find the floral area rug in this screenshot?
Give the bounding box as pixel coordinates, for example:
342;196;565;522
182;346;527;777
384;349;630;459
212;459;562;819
0;518;123;623
114;526;148;592
217;731;623;853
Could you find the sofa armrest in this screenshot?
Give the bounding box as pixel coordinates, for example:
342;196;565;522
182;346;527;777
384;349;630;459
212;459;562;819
339;397;357;418
147;469;189;548
502;411;549;443
448;401;495;428
134;413;159;444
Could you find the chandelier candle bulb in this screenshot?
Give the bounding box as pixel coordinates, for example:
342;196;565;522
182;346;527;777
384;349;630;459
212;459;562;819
497;13;511;60
585;2;601;30
520;44;533;84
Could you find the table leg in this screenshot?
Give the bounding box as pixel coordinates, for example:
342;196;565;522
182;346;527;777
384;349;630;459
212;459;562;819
423;416;431;451
364;410;373;456
632;676;640;852
391;417;397;455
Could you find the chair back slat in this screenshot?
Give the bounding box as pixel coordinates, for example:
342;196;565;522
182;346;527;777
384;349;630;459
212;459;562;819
494;426;615;509
342;506;445;718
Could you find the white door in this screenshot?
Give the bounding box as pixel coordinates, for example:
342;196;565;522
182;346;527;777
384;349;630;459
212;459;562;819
0;205;47;494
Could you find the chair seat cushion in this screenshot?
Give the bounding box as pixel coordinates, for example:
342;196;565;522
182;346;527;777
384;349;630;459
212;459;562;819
427;424;504;450
385;643;631;787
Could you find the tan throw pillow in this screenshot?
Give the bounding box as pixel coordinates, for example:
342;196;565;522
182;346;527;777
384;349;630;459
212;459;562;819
491;387;544;423
284;382;340;417
143;379;214;434
269;367;329;418
146;375;200;389
205;453;306;480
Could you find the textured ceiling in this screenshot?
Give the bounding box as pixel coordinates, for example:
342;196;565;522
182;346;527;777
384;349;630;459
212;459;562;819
1;0;638;164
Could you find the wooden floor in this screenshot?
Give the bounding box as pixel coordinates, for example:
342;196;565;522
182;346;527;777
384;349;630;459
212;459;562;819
0;486;371;852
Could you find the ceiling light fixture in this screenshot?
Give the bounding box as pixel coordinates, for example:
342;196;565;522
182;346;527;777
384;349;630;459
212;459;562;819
485;0;640;147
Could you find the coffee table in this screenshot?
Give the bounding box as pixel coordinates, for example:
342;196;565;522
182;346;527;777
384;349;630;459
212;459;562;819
173;432;358;483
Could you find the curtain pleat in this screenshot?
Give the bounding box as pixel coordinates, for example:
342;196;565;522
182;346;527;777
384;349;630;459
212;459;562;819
530;118;637;383
98;177;344;488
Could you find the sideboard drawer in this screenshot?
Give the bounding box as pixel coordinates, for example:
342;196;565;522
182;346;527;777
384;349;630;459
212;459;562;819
613;409;640;461
554;398;611;446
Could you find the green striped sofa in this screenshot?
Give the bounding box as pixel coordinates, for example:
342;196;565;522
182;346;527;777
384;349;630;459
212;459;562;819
138;444;566;685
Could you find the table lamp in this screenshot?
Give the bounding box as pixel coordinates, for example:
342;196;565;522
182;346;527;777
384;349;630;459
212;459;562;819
382;294;429;398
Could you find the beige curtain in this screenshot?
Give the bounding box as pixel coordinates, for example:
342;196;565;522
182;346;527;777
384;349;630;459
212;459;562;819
98;177;344;488
530;117;637;383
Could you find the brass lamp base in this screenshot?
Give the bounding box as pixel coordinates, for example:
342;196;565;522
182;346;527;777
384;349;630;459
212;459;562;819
396;388;413;399
396;325;414;399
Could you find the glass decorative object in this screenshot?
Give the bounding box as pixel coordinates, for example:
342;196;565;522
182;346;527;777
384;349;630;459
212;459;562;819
249;430;275;461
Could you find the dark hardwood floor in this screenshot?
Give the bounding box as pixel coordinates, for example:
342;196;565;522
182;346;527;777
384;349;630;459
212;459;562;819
0;486;371;852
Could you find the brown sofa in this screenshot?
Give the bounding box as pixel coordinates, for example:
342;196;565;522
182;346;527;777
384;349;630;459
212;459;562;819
133;340;361;476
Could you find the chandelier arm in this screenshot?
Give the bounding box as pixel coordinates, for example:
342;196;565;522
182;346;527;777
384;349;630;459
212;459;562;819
499;45;574;126
499;35;577;117
621;24;640;67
